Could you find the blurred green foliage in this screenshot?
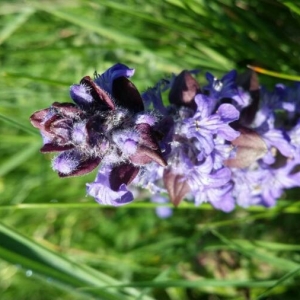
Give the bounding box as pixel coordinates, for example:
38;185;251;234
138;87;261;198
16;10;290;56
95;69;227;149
1;0;300;299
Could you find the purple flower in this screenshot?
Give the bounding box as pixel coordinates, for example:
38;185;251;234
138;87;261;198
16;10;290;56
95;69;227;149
288;120;300;159
70;83;94;108
232;167;264;208
233;159;300;208
52;150;81;175
232;87;252;110
182;95;239;156
87;166;134;206
204;70;238;100
258;161;300;207
251;87;283;128
215;103;240;140
208;183;235;212
187;158;232;192
278;82;300;121
134;162;166;194
112;130;139;156
253;115;294;164
261;128;294;164
211;136;235;169
94;63;135;95
194;183;235;212
142;81;168;115
151;194;173;218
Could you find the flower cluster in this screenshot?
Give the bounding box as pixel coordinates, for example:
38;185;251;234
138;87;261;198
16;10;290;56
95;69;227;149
30;63;300;212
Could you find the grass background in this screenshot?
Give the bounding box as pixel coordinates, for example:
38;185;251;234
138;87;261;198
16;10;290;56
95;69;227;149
1;0;300;299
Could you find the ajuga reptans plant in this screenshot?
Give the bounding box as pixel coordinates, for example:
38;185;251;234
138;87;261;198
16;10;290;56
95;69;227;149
30;63;300;212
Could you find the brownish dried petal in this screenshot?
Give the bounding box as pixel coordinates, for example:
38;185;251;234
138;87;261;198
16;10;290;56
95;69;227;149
163;168;190;206
58;156;101;177
135;123;167;166
130;145;167;166
168;70;199;110
224;127;267;168
40;143;74;153
43;114;61;134
51;102;83;117
112;76;144;113
109;163;139;191
30;108;51;129
49;118;72;140
80;76;115;110
236;70;260;126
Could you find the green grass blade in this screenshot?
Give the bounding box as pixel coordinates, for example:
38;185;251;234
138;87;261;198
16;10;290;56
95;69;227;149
2;72;71;86
0;222;154;300
0;8;35;45
0;200;300;213
283;2;300;16
0;142;41;176
256;267;300;299
80;279;282;289
211;230;300;272
135;268;172;300
40;8;142;47
204;239;300;252
0;113;38;135
248;65;300;81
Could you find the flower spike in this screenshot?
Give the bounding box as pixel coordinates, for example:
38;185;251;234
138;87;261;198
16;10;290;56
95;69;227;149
30;63;300;212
